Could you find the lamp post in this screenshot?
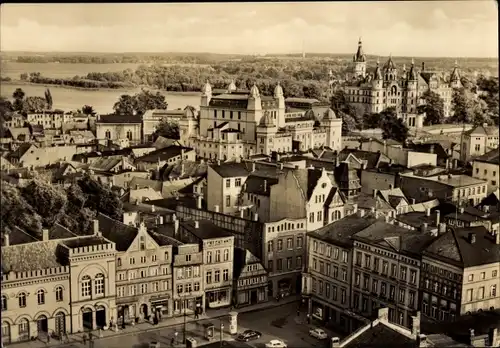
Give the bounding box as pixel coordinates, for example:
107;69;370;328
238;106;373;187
177;290;191;345
219;321;224;348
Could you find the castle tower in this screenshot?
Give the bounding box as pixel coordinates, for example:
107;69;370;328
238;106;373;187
256;111;277;155
352;37;367;78
407;58;418;89
247;84;263;123
372;58;383;89
383;54;397;81
450;60;462;89
274;82;286;128
321;108;342;151
200;81;212;107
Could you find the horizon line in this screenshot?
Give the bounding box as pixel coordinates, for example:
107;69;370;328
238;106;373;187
1;50;498;60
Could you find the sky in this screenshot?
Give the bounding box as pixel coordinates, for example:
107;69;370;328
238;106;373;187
1;2;498;58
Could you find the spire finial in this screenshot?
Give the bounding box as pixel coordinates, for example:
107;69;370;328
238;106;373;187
376;57;380;65
454;59;458;67
358;36;362;44
411;58;415;65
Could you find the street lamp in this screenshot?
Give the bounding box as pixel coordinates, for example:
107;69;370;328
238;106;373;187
177;289;192;345
219;321;224;348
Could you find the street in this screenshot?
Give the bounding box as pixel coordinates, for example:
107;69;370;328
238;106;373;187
58;303;343;348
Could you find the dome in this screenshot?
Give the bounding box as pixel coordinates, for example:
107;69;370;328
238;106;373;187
304;109;316;120
274;82;284;98
202;81;212;95
227;80;237;92
249;84;260;98
259;111;275;127
323;108;336;120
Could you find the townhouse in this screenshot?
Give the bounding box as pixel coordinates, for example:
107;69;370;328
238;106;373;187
95;114;142;145
461;123;499;162
233;248;269;307
421;226;500;320
351;220;436;328
472;148;499;193
303;212;376;333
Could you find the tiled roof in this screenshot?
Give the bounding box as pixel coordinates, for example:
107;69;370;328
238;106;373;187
181;220;234;240
339;149;383;169
1;227;38;246
424;226;500;268
97;114;142;124
135;145;192;163
163;161;208;180
2;240;64;273
474;148;499;164
344;322;416;348
89;157;123;172
129;177;163;192
62;235;110;248
50;223;79;239
396;211;440;228
96;213;137;251
242;175;278;197
309;214;377;247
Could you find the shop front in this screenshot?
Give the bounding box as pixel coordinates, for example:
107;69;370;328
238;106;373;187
174;296;203;316
235;285;267;307
150;294;171;321
309;297;368;335
206;287;231;309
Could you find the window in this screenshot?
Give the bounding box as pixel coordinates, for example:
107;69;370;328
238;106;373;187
317;211;322;222
478;287;485;300
226;179;231;188
267;241;273;252
296;256;302;268
342;251;348;263
493;270;498;278
277;240;283;251
194;282;200;292
177;284;183;294
126;130;133;140
207;252;212;263
341;289;346;304
268;260;273;271
277;259;283;271
214;270;220;282
216;250;221;262
186;283;192;292
130;285;136;295
1;295;6;311
466;289;473;302
139;236;145;250
399;289;405;302
117;258;122;266
309;212;314;223
481;272;486;280
206;271;212;284
372;279;378;293
235;178;241;187
297;237;303;248
410;270;417;284
94;274;105;296
129;257;135;265
491;285;497;297
186;267;192;278
55;286;63;302
193;266;200;277
224;249;229;261
81;275;91;297
105;130;111;139
287;257;292;270
287;238;293;249
468;274;474;282
225;195;231;207
18;318;29;338
223;269;229;281
365;255;371;268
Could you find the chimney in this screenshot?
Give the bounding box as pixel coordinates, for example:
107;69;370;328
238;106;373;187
435;210;441;226
254;213;259;221
370;207;376;213
429;144;435;154
373;189;378;198
42;229;49;241
426;208;431;217
468;233;476;244
276;154;281;162
411;198;416;205
378;307;389;322
151;205;155;213
489;328;498;347
197;195;202;209
353;203;358;214
383;140;387;153
496;231;500;245
459;207;464;214
93;219;99;235
279;163;284;171
194;221;199;228
181;148;185;159
174;219;180;236
358;209;366;218
214;205;220;213
158;216;164;225
421;222;428;232
180;162;185;176
217;160;221;166
483;205;490;213
264;180;268;192
172;213;177;221
411;311;421;336
469;329;475;345
331;337;340;348
482;122;489;128
252;162;256;172
335;155;340;167
3;233;9;246
389;184;394;189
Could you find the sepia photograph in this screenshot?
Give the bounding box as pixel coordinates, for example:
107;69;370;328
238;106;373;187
0;2;498;348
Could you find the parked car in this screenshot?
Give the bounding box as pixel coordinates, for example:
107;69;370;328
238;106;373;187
237;330;262;342
309;328;328;340
265;339;287;348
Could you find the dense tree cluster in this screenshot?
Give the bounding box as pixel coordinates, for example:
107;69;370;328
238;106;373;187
0;175;123;239
9;87;54;114
113;89;168;116
22;72;135;89
417;90;445;126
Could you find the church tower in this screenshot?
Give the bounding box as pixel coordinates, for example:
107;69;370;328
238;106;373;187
450;60;462;89
352;38;366;78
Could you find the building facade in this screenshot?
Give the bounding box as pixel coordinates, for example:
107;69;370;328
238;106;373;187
461;124;499;162
472;148;499;193
95;114;142;145
233;248;269;307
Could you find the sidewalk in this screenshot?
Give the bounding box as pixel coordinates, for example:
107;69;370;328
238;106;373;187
16;295;300;348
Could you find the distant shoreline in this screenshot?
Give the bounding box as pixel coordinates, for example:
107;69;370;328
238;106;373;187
0;79;202;96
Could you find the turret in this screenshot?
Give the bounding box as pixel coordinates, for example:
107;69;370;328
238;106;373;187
227;80;237;93
372;58;383;89
273;82;286;127
321;108;342;151
201;80;212;107
450;60;462;88
256;110;277;155
247;84;262;122
352;37;366;78
407;59;418;90
383;53;397;81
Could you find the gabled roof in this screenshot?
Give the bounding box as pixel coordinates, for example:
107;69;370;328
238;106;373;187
233;247;266;280
135;145;193;163
2;227;38;246
424;226;500;268
2;239;64;273
474;148;499;165
242;175;278;197
6;143;35;160
466;124;499;137
129;177;163;192
163;160;208;180
96;213;138;251
343;320;416;348
7;128;31;141
89;157;125;172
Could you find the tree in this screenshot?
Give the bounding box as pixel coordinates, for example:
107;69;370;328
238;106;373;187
44;89;53;109
417;90;445;125
21;178;68;227
23;96;48;113
379;107;409;143
82;105;96;116
113;89;168;116
449;88;489;125
330;90;363;131
12;88;25;112
20;73;28;81
113;94;137;115
77;175;123;220
153;119;180;140
302;83;322;100
0;96;13;118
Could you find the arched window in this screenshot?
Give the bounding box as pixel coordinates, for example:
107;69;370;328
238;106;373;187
223;249;229;261
81;275;91;297
1;295;7;311
94;273;105;296
18;318;29;340
18;292;27;308
105;130;111;139
37;289;45;305
55;286;63;302
117;258;122;266
139;236;145;251
126;130;133;140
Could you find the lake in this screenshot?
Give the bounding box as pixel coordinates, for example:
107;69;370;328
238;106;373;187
1;83;202;114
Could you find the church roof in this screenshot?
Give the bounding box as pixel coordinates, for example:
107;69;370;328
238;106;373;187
353;38;366;62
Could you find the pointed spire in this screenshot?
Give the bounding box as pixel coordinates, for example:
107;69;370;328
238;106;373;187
403;64;407;71
358;37;362;45
454;59;458;67
411;58;415;66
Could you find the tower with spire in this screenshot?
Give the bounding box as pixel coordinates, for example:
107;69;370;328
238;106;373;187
450;60;462;89
352;37;367;78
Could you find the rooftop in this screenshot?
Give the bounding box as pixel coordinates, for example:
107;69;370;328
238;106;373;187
135;145;193;163
2;240;64;272
474;148;500;165
181;220;234;240
400;172;487;187
62;235;110;249
97;114;142;124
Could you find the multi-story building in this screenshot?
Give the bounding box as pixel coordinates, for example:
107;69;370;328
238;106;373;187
142;106;198;144
342;39;461;128
97;214;174;324
95;114;142;145
421;226;500;321
351;220;436;328
233;248;269;307
177;220;235;309
263;218;307;299
399;171;488;206
1;224;118;345
303;212;376;333
26;110;69;129
195;82;342;160
461;124;499;162
472;148;499;193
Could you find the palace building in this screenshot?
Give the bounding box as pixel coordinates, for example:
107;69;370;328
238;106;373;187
342;39;463;129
